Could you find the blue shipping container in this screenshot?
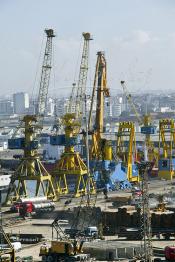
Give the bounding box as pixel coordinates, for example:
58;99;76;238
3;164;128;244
8;138;25;149
141;126;156;135
50;135;66;145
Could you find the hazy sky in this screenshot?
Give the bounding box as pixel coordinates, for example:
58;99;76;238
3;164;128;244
0;0;175;97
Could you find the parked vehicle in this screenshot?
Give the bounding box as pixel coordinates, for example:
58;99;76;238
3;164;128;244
11;197;55;217
165;246;175;261
19;200;55;217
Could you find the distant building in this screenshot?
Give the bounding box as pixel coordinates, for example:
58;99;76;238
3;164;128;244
55;98;65;117
104;97;112;118
112;97;122;117
47;97;55;116
122;95;129;112
0;100;14;115
13;92;29;114
160;106;172;113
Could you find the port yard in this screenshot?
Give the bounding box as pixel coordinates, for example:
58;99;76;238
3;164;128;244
1;2;175;262
1;178;175;261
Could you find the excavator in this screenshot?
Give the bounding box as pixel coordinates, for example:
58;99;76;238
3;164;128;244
39;218;90;261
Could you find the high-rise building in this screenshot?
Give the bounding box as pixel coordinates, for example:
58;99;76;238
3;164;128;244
112;97;122;117
0;100;14;115
122;94;129;112
104;97;112;118
55;98;65;117
13;92;29;114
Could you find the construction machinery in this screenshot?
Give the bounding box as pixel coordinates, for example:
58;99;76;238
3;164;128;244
39;218;90;262
158;118;175;180
50;32;95;197
6;29;57;202
0;225;16;262
116;121;139;183
88;51;114;189
0;193;16;262
121;81;157;164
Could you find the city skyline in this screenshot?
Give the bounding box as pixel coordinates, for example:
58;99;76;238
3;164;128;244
0;1;175;96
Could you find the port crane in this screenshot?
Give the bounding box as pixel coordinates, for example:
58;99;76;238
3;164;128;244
116;121;139;183
88;51;111;160
87;51;114;189
6;29;56;202
158;118;175;180
121;81;157;164
50;32;95;197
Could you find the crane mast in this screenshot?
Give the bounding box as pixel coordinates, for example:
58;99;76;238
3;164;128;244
75;32;92;120
37;29;55;118
68;82;76;113
95;52;109;135
89;52;110;160
121;81;142;125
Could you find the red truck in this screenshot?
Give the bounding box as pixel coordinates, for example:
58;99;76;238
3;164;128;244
11;197;55;217
165;246;175;261
19;200;55;217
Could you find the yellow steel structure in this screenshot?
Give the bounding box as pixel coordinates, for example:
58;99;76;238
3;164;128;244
88;51;112;161
158;119;175;180
121;81;157;164
143;114;157;163
52;114;95;197
6;116;57;202
51;33;95;197
116;121;139;183
0;225;15;262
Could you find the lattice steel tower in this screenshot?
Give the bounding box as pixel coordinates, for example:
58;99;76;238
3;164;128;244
37;29;55;117
138;162;153;262
75;32;92;120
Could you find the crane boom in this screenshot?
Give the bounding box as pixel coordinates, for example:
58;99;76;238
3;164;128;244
121;81;142;125
89;51;109;134
95;52;109;134
75;32;92;120
37;29;55;117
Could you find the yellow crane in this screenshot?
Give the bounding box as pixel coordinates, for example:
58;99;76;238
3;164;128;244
158;119;175;180
84;51;114;190
50;32;95;197
121;81;157;164
6;29;57;202
88;51;112;162
116;121;139;183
